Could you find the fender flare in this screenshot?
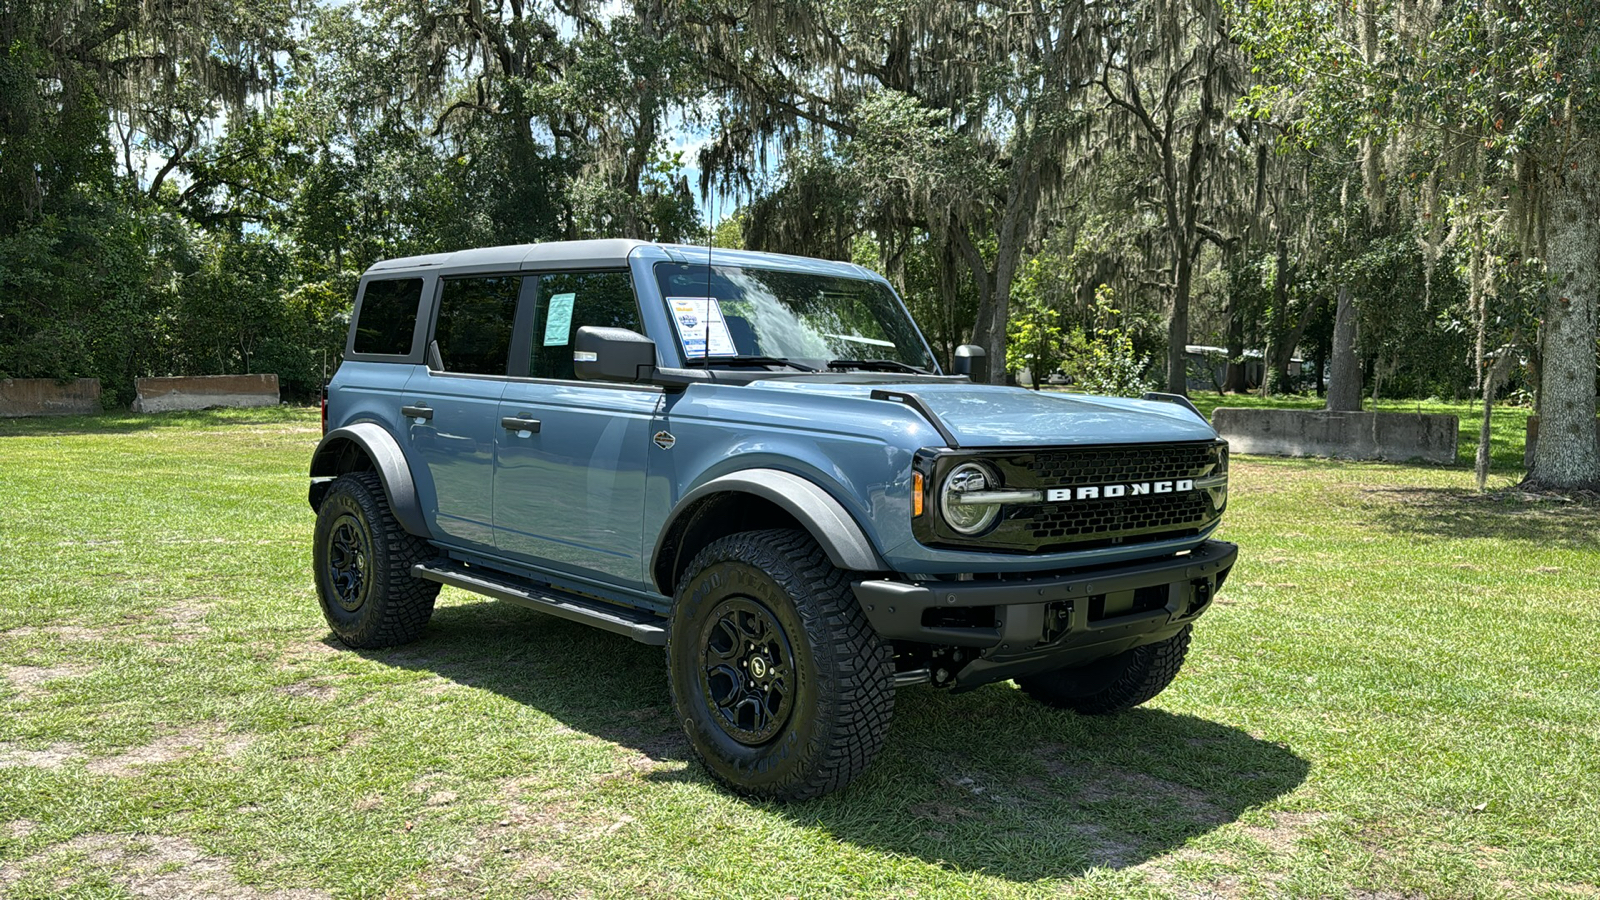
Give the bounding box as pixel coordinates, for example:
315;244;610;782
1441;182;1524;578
652;469;888;589
308;423;431;539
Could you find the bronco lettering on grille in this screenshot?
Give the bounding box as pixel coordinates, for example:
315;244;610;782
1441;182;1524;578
1044;479;1195;503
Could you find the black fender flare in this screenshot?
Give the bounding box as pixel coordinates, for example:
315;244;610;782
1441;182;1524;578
308;423;432;539
652;469;888;592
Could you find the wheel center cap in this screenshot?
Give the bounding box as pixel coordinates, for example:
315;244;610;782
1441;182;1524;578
749;655;768;679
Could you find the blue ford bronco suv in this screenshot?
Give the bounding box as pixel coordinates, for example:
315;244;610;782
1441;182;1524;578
308;239;1235;800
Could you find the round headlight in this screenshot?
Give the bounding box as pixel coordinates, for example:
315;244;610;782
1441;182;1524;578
940;462;1001;535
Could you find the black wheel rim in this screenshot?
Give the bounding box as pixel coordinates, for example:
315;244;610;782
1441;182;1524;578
697;597;796;746
327;514;372;613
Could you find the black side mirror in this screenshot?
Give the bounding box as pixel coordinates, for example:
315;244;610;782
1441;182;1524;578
574;326;657;384
952;344;988;383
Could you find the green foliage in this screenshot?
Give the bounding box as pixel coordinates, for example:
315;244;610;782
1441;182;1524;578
1006;257;1068;384
3;0;1594;414
0;0;711;401
1057;287;1155;397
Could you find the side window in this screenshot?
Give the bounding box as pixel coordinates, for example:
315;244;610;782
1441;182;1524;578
352;278;424;356
530;271;642;380
434;275;521;375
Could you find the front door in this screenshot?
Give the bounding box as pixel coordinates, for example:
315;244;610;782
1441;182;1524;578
404;273;525;549
493;269;659;587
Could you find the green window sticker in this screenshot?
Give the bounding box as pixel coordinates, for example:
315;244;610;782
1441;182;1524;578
543;293;576;346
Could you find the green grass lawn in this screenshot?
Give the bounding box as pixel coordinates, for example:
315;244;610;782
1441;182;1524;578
1;404;1596;898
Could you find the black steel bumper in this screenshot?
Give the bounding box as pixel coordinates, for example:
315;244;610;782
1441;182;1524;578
852;540;1238;690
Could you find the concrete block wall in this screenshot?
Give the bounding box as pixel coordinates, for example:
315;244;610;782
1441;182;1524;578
0;378;103;417
1212;408;1459;464
133;374;279;413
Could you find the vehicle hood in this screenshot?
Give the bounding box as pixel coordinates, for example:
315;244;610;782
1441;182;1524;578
747;379;1218;447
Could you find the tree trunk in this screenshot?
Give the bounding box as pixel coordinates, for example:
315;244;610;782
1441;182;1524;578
1166;251;1191;394
958;162;1039;385
987;260;1019;385
1529;139;1600;488
1477;345;1517;491
1261;235;1291;395
1223;292;1248;392
1327;283;1363;411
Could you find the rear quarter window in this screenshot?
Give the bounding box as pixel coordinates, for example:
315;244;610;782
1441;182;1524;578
353;278;425;356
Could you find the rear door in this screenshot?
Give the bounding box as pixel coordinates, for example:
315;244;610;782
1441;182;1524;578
493;269;661;587
403;274;527;549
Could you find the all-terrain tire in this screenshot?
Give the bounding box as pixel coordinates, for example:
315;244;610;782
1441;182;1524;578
1016;626;1193;715
312;471;440;649
667;529;894;801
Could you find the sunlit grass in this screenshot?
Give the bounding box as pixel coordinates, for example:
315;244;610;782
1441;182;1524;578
1;404;1594;898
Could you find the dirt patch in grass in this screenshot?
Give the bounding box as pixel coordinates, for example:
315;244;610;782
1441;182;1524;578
156;601;215;641
489;775;621;839
1068;822;1146;869
409;771;464;797
418;676;464;696
276;680;338;701
1238;810;1333;853
5;819;40;840
1;624;108;642
0;832;329;898
0;742;83;770
273;639;342;671
1134;845;1280;899
86;725;252;777
2;663;93;698
1073;765;1229;826
1498;881;1600;899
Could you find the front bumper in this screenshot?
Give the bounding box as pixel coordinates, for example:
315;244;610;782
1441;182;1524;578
852;540;1237;690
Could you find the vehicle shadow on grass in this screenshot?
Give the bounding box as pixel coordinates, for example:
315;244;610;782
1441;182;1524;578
364;600;1310;883
1362;485;1600;548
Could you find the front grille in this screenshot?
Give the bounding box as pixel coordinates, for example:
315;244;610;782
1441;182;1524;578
1026;491;1214;542
914;440;1227;554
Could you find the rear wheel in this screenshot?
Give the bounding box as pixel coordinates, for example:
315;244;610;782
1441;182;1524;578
312;472;439;648
1016;626;1193;714
667;529;893;800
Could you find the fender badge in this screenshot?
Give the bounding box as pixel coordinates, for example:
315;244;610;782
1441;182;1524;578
653;431;676;450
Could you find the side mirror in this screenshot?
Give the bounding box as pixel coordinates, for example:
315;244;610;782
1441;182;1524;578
574;326;657;384
952;344;988;383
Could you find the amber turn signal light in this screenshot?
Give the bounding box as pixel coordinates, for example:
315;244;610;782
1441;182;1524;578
912;471;925;517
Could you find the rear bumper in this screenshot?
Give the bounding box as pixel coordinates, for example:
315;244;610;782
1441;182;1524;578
852;540;1237;690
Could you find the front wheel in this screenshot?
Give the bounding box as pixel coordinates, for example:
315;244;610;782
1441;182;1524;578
1016;626;1193;715
666;529;893;801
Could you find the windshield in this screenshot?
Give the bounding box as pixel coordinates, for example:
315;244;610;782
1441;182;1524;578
653;262;936;371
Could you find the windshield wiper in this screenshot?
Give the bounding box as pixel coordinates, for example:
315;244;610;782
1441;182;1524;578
685;355;819;372
826;359;930;374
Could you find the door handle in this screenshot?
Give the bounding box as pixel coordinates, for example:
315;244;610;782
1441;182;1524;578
401;405;433;421
501;416;541;434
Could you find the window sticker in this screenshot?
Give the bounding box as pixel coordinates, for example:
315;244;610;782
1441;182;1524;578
543;292;575;346
668;296;736;357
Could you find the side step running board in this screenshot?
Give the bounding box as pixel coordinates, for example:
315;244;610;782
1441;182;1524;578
412;562;668;646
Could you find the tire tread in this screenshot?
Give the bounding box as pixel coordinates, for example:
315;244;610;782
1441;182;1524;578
670;528;893;800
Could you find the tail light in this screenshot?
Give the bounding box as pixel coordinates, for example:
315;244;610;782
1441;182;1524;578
321;390;328;435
